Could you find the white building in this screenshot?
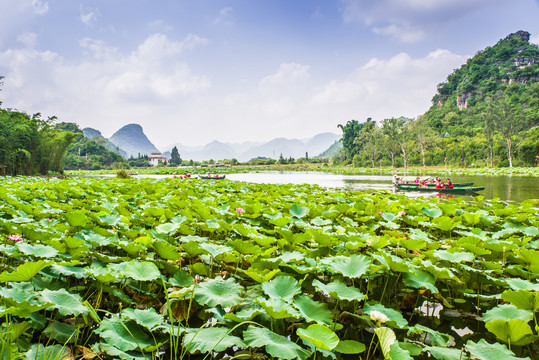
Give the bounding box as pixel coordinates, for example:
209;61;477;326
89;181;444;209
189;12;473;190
148;152;166;166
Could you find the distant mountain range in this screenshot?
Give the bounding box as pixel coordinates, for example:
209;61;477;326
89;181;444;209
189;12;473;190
83;123;340;161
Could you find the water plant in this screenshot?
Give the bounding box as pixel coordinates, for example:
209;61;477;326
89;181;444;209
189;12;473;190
0;176;538;359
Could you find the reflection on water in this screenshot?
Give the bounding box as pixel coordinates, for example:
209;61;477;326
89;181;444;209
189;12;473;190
226;171;538;202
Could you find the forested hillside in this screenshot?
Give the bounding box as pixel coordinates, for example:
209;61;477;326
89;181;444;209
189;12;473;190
58;123;127;170
338;31;539;168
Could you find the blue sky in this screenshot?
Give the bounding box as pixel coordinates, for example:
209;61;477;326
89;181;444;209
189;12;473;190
1;0;539;150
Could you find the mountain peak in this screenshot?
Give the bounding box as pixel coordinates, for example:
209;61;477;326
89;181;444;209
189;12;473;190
109;123;159;158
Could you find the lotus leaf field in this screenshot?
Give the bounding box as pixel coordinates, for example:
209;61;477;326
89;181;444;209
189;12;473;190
1;176;539;359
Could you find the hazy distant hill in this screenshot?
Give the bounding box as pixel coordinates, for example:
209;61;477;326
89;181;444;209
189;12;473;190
162;133;340;161
109;124;160;158
83;128;127;157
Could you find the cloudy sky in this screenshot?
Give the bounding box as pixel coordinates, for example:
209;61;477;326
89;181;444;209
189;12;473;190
1;0;538;150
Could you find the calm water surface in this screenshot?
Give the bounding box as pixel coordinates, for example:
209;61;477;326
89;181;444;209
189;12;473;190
225;171;538;203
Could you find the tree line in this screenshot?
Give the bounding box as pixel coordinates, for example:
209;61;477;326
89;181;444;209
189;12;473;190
337;89;539;168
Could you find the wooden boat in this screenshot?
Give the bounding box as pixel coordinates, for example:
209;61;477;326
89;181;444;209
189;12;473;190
199;174;226;180
397;182;474;188
396;184;485;194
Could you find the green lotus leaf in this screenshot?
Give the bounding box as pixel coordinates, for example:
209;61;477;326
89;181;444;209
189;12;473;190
290;204;309;218
501;290;539;311
294;295;332;325
243;325;311;360
94;318;157;352
16;243;59;258
517;249;539;272
95;343;147;360
432;216;460;232
485;319;536;346
311;217;332;226
375;327;396;359
402;268;438;294
3;300;51;318
198;242;229;258
228;238;261;255
0;286;34;303
261;276;300;302
401;238;428;251
432;250;474;263
256;298;301;319
483;304;533;322
98;214;122;226
194;276;242;307
425;346;469;360
183;327;245;354
224;307;264;322
422;207;443;218
334;340;366;354
387;342;413;360
24;344;68;360
50;264;87;279
245;268;280;283
312;279;366;302
64;210;89;227
121;308;165;331
505;278;539;291
152;240;181;261
0;260;53;282
522;226;538;237
364;303;408;329
43;321;79;343
83;231;114;246
382;212;397;222
155;222;181;235
124;260;161;281
320;254;371;279
168;270;194;287
408;324;452;347
85;265;121;283
297;324;339;351
38;288;89;316
465;339;531;360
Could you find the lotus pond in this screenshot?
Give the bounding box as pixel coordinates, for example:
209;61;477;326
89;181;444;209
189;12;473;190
1;176;539;359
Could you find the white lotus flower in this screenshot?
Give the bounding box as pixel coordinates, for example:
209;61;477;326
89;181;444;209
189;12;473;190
369;310;390;325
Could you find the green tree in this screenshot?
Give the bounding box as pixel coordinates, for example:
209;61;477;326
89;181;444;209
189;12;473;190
381;118;402;167
170;146;182;165
337;120;365;162
489;91;528;167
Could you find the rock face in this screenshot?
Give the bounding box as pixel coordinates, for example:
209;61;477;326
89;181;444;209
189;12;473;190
506;30;530;43
456;92;472;110
109;124;160;158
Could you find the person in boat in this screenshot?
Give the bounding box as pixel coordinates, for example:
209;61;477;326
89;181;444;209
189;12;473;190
435;179;445;189
392;175;401;186
414;177;420;184
445;179;454;188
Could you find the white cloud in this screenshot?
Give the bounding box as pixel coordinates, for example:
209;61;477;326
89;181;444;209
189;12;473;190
340;0;502;42
79;6;98;26
260;63;310;85
311;49;468;121
32;0;49;15
531;34;539;45
0;33;210;141
214;7;234;26
17;32;38;48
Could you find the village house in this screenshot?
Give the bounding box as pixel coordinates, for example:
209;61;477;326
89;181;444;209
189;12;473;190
148;152;166;166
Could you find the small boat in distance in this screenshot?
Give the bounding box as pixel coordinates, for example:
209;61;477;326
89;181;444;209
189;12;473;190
199;174;226;180
396;184;485;194
397;182;474;188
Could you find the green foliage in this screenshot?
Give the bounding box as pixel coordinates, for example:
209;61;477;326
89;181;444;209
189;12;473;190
170;146;181;165
0;176;538;358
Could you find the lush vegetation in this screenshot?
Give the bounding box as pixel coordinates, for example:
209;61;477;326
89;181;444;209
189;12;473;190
337;32;539;169
1;176;538;359
0;110;78;176
59;123;128;171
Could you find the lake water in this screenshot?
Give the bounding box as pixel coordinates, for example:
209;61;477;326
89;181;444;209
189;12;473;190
225;171;539;203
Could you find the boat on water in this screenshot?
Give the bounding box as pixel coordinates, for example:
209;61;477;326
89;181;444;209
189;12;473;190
398;182;474;188
199;174;226;180
396;184;485;194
